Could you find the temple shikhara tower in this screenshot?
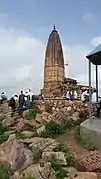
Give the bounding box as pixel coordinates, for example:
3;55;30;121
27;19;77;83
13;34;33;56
41;26;91;98
44;25;65;88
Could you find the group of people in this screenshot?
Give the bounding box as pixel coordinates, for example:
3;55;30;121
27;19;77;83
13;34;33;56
1;87;101;118
66;89;89;101
66;88;101;118
66;88;97;103
9;89;34;112
81;89;100;103
0;89;35;113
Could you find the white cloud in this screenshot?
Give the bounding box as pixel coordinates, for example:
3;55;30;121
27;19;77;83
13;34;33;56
0;25;45;96
91;36;101;46
63;44;90;85
63;43;101;95
82;13;93;22
0;17;101;97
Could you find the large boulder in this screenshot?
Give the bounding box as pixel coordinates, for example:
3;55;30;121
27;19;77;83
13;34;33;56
2;117;13;127
22;162;56;179
0;140;33;171
67;167;97;179
22;137;57;151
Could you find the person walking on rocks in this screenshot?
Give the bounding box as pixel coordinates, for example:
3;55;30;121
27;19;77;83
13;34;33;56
18;91;25;108
8;96;16;112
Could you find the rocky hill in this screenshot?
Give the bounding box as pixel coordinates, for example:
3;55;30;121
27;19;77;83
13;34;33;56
0;101;99;179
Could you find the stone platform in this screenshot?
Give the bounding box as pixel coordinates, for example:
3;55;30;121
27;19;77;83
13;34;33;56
80;118;101;150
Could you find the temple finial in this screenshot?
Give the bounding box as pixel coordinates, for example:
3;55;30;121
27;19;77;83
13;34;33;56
53;24;56;31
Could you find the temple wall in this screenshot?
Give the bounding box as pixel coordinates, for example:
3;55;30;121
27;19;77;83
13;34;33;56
44;66;65;87
36;99;89;119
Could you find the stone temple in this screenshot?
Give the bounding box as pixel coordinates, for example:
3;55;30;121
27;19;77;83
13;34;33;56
44;25;65;88
41;26;93;98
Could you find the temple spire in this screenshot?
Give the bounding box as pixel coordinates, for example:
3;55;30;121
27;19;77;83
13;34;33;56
44;26;65;88
53;24;56;31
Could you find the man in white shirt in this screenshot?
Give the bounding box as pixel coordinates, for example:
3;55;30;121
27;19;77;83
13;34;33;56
1;92;7;103
81;90;86;102
66;90;70;100
29;89;34;102
74;90;77;99
92;89;97;103
26;89;33;102
81;89;89;102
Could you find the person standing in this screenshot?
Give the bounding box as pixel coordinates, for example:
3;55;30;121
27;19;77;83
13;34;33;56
28;89;34;102
69;90;75;101
18;91;25;108
8;96;16;112
92;89;96;103
1;92;7;104
74;90;77;100
81;89;89;102
25;89;30;107
66;90;70;100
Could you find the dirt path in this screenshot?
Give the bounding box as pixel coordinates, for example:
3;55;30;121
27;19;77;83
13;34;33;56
56;129;87;156
56;130;101;178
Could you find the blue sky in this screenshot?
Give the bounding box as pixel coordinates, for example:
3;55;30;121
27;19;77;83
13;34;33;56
0;0;101;45
0;0;101;96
